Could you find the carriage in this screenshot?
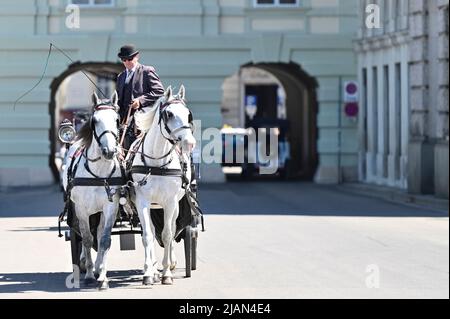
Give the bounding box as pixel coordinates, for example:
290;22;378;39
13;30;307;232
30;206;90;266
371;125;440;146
58;87;204;288
63;163;202;279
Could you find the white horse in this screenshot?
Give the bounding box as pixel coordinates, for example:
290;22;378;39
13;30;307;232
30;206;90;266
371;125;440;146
62;91;122;290
131;85;196;285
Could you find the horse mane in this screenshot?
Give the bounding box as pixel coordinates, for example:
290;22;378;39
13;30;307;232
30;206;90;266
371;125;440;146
135;86;188;133
134;96;165;133
75;118;93;148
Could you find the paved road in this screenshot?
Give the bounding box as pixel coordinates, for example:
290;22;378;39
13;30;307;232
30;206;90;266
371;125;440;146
0;182;448;298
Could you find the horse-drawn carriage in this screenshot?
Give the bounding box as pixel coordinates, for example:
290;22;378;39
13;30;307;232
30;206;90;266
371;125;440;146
58;86;204;289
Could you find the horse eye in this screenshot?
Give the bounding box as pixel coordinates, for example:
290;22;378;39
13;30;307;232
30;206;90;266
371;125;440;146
167;111;174;119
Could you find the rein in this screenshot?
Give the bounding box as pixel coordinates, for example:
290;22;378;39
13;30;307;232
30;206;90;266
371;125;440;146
130;99;192;186
69;104;124;200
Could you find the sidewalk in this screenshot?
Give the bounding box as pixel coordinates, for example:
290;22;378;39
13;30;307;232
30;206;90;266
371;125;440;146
0;184;64;218
1;181;447;218
336;182;449;213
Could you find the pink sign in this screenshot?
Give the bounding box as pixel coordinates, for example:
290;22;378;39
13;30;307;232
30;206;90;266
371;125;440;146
345;102;359;117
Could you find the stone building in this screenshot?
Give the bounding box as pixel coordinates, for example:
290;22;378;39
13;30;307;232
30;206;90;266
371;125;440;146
355;0;449;198
0;0;359;187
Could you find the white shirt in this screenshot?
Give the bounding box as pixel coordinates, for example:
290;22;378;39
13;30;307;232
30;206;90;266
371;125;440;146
125;65;137;84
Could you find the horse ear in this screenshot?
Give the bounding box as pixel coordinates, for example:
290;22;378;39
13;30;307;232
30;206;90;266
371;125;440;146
92;92;100;106
164;86;173;100
178;85;186;100
111;91;118;106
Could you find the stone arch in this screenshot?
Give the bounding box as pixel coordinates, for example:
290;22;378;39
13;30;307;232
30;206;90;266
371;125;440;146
221;61;319;179
49;62;123;181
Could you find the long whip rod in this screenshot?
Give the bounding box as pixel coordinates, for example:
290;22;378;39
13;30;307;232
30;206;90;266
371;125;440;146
13;43;110;110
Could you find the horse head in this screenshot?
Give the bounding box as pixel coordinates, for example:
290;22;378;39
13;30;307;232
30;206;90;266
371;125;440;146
90;91;120;160
159;85;196;154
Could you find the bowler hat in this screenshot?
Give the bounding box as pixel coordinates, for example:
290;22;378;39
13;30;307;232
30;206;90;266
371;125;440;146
118;44;139;59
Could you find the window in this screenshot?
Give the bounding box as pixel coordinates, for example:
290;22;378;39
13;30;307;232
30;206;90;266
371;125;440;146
362;68;368;180
383;65;389;178
70;0;114;6
254;0;299;7
394;63;402;180
372;67;378;170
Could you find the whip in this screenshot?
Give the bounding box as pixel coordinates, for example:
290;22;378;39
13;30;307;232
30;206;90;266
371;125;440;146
13;43;110;110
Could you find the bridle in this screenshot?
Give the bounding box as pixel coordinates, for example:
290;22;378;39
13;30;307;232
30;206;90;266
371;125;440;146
158;98;194;145
130;98;196;188
63;101;127;208
90;104;120;147
85;103;120;163
136;98;194;167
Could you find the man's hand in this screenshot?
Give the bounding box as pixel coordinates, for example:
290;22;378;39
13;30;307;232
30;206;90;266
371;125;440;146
130;99;140;110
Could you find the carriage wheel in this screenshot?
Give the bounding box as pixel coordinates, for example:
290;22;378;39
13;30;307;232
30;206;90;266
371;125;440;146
191;236;197;271
70;229;82;273
191;216;199;271
184;226;192;278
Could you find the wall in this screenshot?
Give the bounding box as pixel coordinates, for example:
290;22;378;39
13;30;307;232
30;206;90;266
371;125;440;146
0;0;358;187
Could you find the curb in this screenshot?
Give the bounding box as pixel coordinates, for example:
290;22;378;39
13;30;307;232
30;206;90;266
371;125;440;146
336;183;449;213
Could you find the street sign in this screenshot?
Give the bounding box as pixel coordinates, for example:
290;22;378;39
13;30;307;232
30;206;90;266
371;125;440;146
343;81;359;117
345;102;359;117
343;81;358;102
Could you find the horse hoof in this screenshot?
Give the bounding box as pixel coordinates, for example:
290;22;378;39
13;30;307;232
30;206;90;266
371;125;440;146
84;277;96;286
153;274;161;283
143;276;154;286
98;280;109;290
162;276;173;285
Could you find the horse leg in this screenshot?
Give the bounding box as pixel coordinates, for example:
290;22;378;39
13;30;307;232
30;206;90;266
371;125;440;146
149;215;160;283
161;201;178;285
79;218;96;285
170;239;177;271
80;246;86;273
95;204;117;290
135;197;157;285
170;205;180;271
94;213;105;279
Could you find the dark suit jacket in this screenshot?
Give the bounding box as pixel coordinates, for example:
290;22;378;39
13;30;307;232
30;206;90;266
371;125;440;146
116;63;165;115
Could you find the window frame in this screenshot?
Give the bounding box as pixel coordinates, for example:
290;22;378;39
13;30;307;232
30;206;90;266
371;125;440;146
69;0;115;7
253;0;300;8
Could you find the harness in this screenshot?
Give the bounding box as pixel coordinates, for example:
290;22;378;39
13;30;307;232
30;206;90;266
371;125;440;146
128;99;192;187
71;103;125;200
74;147;127;200
128;99;205;230
58;103;126;237
58;97;205;237
158;99;194;144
